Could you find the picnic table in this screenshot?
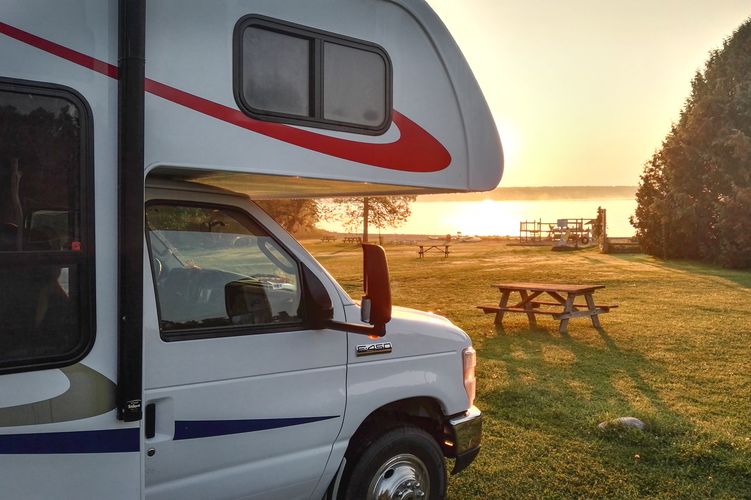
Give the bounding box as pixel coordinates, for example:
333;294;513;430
342;236;363;244
320;235;336;242
477;283;617;333
417;244;450;258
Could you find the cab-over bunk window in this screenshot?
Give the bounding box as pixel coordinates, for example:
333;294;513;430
234;15;392;134
0;79;94;373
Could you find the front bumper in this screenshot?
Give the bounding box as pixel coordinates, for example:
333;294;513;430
447;405;482;475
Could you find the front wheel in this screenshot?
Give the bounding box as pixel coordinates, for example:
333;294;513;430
341;426;446;500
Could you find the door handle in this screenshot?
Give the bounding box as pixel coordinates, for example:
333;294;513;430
145;402;156;439
143;397;175;443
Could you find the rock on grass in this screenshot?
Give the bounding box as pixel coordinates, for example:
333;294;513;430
598;416;646;431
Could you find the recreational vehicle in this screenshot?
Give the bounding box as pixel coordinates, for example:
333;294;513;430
0;1;502;498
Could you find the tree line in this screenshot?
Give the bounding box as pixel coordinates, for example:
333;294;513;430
632;18;751;268
256;196;415;239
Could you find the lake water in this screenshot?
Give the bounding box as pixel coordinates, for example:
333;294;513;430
318;198;637;237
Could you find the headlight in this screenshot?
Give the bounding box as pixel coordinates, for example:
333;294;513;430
462;346;476;407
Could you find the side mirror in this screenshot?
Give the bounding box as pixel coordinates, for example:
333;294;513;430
301;266;334;329
302;244;392;337
361;243;392;332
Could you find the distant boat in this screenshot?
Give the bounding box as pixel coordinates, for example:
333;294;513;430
461;236;482;243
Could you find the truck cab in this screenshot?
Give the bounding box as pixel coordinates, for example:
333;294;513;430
141;177;480;499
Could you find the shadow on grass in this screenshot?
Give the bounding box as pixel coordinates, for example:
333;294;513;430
477;325;751;495
485;325;684;436
612;253;751;289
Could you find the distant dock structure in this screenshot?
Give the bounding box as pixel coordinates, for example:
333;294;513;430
597;207;641;253
519;218;593;245
519;219;545;243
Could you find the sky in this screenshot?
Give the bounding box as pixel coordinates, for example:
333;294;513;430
426;0;751;187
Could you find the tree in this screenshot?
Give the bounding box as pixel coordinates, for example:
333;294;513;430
632;18;751;267
254;199;321;233
329;196;416;241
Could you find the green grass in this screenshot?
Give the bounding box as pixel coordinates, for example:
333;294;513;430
304;240;751;499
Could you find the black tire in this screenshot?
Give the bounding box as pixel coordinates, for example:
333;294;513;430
580;236;590;245
340;425;446;500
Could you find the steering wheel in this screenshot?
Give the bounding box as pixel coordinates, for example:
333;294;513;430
257;239;297;274
152;256;164;280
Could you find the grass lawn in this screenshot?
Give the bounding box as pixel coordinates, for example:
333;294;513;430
303;239;751;499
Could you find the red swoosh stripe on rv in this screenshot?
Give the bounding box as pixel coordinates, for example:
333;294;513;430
0;21;451;173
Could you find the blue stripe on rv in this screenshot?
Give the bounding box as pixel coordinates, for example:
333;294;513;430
0;428;140;454
0;416;338;453
174;416;339;440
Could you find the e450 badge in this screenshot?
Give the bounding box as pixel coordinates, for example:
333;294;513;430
355;342;393;357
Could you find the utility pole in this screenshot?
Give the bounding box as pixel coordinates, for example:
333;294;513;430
362;197;369;243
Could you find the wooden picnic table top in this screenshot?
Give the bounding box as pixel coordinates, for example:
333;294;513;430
491;283;606;294
482;282;613;333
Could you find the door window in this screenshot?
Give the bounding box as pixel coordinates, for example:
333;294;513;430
146;203;303;339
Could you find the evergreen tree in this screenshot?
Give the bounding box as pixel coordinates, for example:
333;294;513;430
632;18;751;267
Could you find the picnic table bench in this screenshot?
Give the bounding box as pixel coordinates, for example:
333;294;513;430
320;235;336;242
342;236;363;244
417;244;450;258
477;282;617;333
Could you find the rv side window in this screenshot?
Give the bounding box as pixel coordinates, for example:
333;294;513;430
0;80;94;373
323;42;387;127
234;15;391;134
146;203;303;339
241;27;312;117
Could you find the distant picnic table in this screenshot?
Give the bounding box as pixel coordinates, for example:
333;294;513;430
342;236;363;244
320;235;336;242
417;244;450;258
477;283;617;333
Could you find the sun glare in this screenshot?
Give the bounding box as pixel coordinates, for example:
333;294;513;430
495;118;521;176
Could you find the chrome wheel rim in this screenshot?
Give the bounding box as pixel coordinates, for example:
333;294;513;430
367;453;430;500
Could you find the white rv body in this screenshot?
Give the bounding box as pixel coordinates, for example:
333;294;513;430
0;1;500;498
